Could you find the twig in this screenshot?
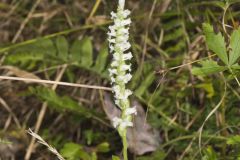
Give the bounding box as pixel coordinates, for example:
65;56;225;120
0;75;112;91
27;129;65;160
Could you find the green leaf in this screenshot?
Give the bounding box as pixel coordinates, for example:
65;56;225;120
36;38;57;56
137;150;166;160
79;37;93;67
94;42;108;72
203;23;228;64
134;72;155;97
70;39;82;62
231;64;240;70
29;86;93;118
195;83;214;98
112;156;121;160
60;143;83;160
202;146;218;160
229;28;240;65
56;36;69;61
96;142;110;153
227;135;240;145
60;143;91;160
70;37;93;67
192;60;227;76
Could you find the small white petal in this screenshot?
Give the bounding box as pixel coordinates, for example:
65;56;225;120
112;117;122;128
115;99;120;106
118;89;132;100
107;31;116;37
109;69;117;76
122;9;131;18
109;45;115;53
117;73;132;83
120;64;131;71
118;28;129;35
116;42;131;51
123;52;132;60
119;120;133;128
111;61;119;67
118;34;129;42
125;107;137;115
111;77;115;83
113;53;121;61
122;18;131;26
109;26;116;33
111;11;117;19
108;38;116;43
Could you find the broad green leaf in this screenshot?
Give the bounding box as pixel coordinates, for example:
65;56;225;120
70;37;93;67
79;37;93;67
60;143;83;160
227;135;240;145
96;142;110;153
60;142;91;160
70;39;82;62
36;38;56;56
192;60;227;76
56;36;68;61
203;23;228;64
94;43;108;72
231;64;240;70
229;28;240;65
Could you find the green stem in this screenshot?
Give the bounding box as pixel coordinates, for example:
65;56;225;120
229;67;240;87
121;129;128;160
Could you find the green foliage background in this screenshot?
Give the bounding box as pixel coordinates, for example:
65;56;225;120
1;0;240;160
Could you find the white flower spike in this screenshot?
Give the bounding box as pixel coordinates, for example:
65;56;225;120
108;1;135;159
108;1;136;124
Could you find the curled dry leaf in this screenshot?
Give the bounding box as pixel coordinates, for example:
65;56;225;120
103;93;160;155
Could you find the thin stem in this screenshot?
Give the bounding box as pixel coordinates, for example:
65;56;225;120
233;75;240;87
229;67;240;87
122;130;128;160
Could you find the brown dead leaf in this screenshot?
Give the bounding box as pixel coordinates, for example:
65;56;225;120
103;93;160;155
87;16;108;25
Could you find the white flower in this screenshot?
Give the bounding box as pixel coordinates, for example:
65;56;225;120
125;107;137;115
117;73;132;83
111;60;119;67
121;9;131;18
110;11;117;19
108;38;116;43
118;28;129;35
112;117;122;128
120;64;131;71
116;42;131;51
108;69;117;76
111;77;115;83
109;45;115;53
123;52;132;60
119;120;133;128
119;89;132;100
112;117;133;129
